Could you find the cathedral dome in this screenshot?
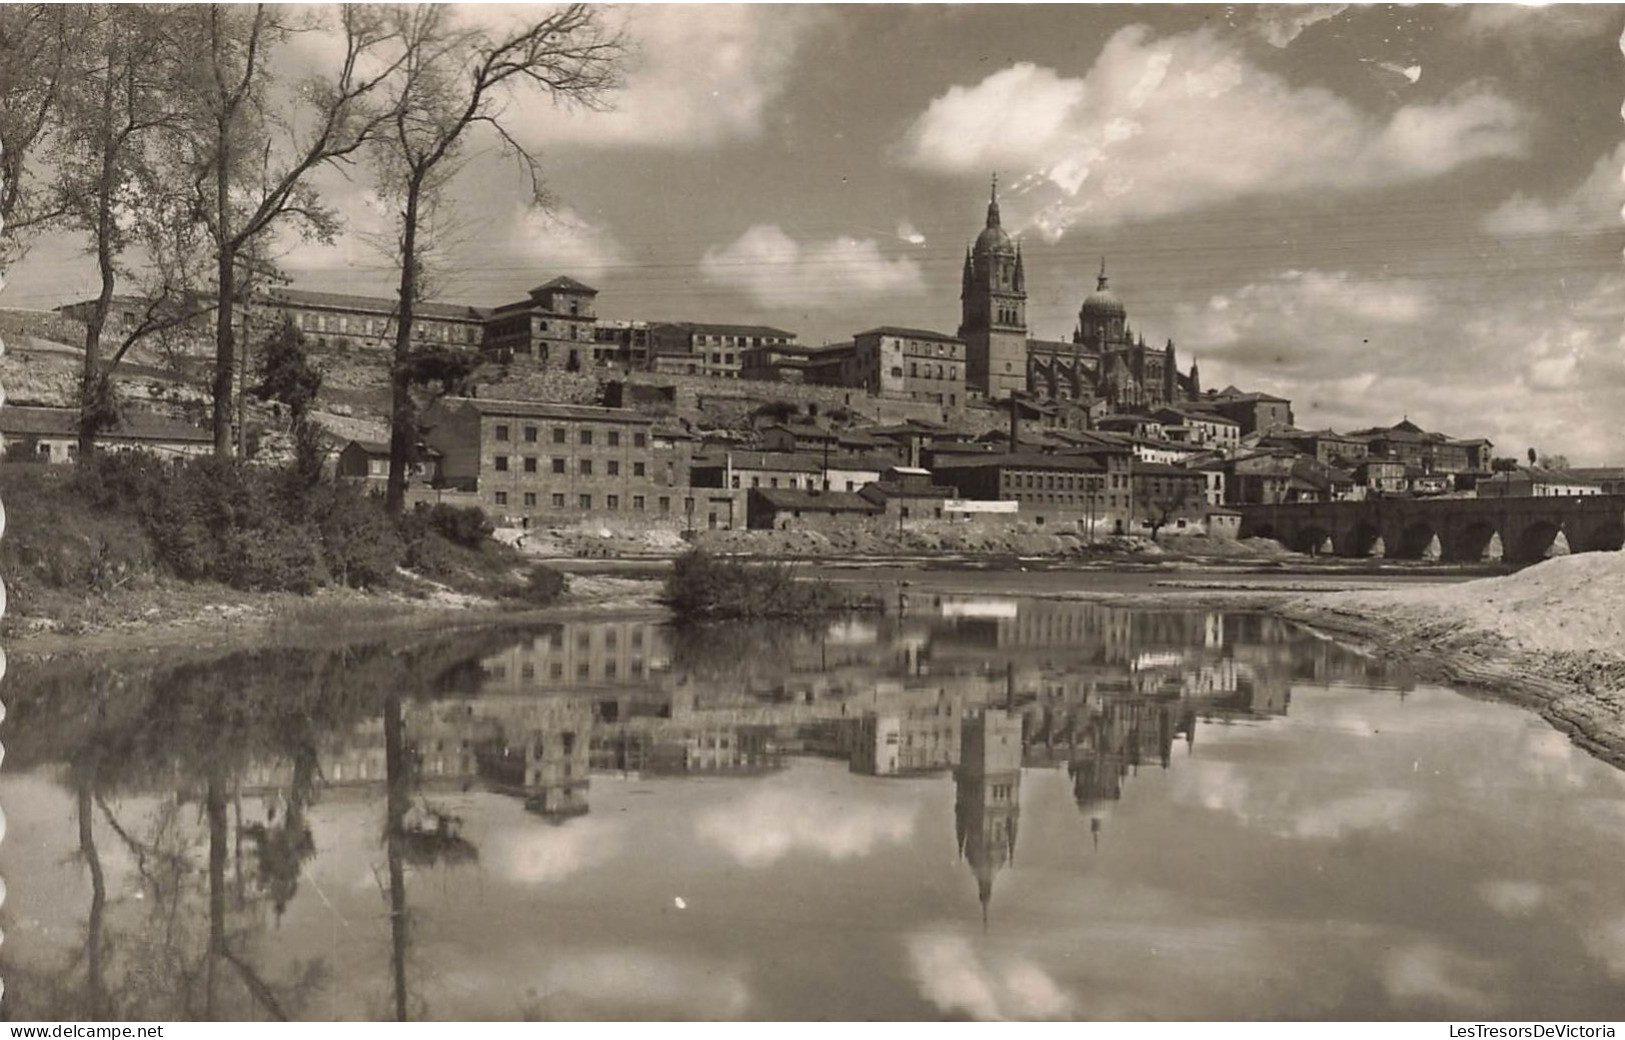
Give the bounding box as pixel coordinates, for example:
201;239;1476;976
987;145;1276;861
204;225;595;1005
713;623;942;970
1079;262;1126;319
974;175;1015;255
975;222;1014;255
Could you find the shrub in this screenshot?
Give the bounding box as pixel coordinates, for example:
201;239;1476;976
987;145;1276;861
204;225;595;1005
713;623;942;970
663;550;866;621
515;565;567;606
414;502;494;549
317;484;404;589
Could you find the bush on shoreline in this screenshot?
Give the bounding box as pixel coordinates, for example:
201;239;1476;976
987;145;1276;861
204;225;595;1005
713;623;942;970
1;456;565;613
662;549;879;621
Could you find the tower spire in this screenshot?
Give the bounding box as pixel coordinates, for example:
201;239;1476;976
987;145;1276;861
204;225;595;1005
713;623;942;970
1097;257;1109;292
987;172;1001;228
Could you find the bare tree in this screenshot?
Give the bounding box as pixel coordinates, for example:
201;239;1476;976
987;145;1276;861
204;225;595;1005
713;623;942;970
371;3;625;513
1141;479;1202;541
162;4;408;458
48;6;220;458
0;4;77;257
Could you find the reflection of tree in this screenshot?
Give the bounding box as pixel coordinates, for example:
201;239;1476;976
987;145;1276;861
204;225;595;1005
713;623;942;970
668;620;825;682
4;625;531;1021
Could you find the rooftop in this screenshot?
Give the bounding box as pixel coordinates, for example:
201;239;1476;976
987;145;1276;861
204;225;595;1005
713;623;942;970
854;326;963;343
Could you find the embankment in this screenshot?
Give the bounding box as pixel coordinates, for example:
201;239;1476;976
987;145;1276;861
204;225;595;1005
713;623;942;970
1278;551;1625;768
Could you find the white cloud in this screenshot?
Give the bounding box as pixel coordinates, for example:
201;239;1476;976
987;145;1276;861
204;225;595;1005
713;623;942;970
1250;4;1349;48
1477;880;1547;916
695;784;917;867
491;206;625;284
507;6;824;149
1174;268;1625;464
898;26;1526;233
526;949;752;1020
1381;943;1502;1011
486;816;623;885
700;225;926;310
907;932;1076;1022
1583;915;1625;977
1483;142;1625;237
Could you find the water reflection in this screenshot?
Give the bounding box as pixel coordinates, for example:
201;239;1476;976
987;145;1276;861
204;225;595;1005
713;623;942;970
0;599;1478;1021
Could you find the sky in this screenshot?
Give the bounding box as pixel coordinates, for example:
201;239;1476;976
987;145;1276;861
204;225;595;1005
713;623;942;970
3;4;1623;463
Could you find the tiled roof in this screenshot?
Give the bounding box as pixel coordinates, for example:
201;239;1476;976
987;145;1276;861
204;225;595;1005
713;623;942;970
854;326;962;343
1;405;211;442
661;322;797;339
267;288;487;322
533;276;598;295
933;452;1105;473
751;488;882;512
440;397;653;424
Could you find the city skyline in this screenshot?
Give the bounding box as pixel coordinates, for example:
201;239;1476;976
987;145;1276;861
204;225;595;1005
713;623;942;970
3;4;1622;461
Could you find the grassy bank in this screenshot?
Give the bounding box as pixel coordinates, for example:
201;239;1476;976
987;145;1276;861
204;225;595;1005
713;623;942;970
1;457;566;643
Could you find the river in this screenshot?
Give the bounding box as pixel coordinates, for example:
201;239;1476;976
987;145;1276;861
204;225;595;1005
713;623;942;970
3;593;1623;1021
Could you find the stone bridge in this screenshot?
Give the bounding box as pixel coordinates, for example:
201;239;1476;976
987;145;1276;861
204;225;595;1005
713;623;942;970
1235;495;1625;564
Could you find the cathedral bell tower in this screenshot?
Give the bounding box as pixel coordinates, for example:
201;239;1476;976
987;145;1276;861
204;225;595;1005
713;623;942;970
959;175;1028;400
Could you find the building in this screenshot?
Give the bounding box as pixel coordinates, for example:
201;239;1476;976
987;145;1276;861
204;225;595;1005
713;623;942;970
955;709;1023;923
850;327;968;406
1150;407;1241;452
483;276;600;369
335;438;440;486
2;405;212;463
858;466;960;522
959;178;1028;400
746;487;883;530
1343;419;1492;480
258;288;488;352
592;320;652;370
930;451;1131;532
59;287;490;353
1477;466;1605;498
1130;463;1210;535
420;397;694;521
650;322;798;379
740;341;852;384
1203;388;1295;435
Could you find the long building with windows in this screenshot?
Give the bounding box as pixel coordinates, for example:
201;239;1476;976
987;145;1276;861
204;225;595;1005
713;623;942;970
420;397;695;522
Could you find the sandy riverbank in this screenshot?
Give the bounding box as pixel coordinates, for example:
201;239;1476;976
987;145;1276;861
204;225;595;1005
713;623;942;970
1276;551;1625;769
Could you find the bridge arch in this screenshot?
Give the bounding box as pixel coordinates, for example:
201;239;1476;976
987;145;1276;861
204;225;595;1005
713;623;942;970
1507;519;1565;565
1289;524;1335;556
1444;521;1500;563
1338;521;1384;558
1395;520;1441;561
1567;515;1625;554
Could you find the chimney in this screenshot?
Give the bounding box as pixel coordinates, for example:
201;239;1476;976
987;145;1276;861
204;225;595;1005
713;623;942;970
1008;398;1019;453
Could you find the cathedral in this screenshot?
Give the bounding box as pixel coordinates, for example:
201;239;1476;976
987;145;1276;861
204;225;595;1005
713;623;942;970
958;178;1201;409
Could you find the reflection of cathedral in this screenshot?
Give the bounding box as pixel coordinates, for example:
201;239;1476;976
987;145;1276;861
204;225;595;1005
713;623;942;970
955;709;1024;926
959;177;1201;406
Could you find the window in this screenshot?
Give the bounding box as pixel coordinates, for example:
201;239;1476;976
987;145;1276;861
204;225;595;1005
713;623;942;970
659;496;671;513
633;462;645;477
606;494;619;510
634;432;647;448
552;458;565;474
523;492;537;507
495;424;510;441
524;426;538;443
633;495;645;510
524;457;538;473
580;429;593;446
494;455;509;472
607;461;620;477
552;427;566;444
607;431;620;447
579;494;592;509
495;491;508;506
580;459;593;476
552;493;565;508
